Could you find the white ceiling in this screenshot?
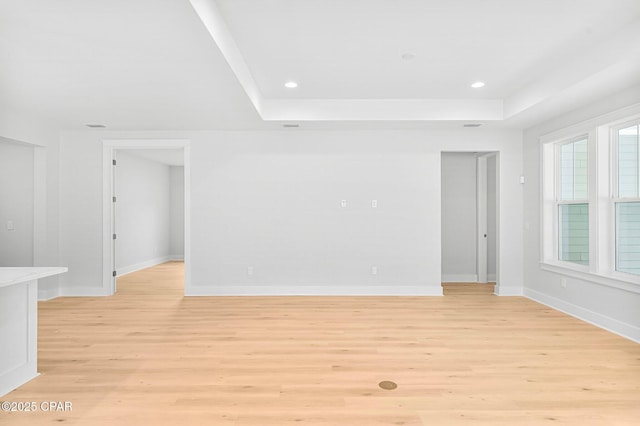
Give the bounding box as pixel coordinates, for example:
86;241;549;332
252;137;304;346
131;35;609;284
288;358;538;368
0;0;262;130
216;0;640;100
1;0;640;131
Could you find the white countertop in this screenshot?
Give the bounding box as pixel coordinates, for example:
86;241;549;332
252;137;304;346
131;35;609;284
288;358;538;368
0;267;68;288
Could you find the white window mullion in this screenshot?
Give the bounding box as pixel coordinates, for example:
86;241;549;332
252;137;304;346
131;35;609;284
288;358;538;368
587;130;609;273
596;126;613;273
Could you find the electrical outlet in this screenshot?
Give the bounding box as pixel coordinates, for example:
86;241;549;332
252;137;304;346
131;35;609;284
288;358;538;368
247;266;254;276
371;266;378;275
341;200;347;208
371;199;378;208
560;278;567;288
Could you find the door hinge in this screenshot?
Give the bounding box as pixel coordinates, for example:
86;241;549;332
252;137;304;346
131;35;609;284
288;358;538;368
113;233;117;240
112;196;117;203
112;159;117;166
112;270;117;277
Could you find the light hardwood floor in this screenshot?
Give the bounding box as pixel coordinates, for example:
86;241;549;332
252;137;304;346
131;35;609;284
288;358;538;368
441;283;496;296
2;262;639;425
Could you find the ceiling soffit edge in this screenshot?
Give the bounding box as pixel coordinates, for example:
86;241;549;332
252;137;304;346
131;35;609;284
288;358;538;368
190;0;640;124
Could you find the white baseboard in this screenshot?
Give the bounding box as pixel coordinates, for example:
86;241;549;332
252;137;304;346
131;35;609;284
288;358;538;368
38;286;60;301
116;256;173;277
525;288;640;343
168;255;184;261
59;287;110;297
186;285;444;296
442;274;478;283
50;257;181;299
495;285;523;296
37;276;61;301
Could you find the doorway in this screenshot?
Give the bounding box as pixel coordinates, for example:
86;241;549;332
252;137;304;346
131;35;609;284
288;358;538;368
102;140;191;295
441;152;498;287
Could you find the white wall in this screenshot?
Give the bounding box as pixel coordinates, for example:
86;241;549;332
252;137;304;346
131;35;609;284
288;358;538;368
57;128;523;296
523;84;640;342
441;153;477;282
114;151;172;275
1;107;61;299
170;166;185;259
0;140;34;266
34;139;63;300
59;132;105;295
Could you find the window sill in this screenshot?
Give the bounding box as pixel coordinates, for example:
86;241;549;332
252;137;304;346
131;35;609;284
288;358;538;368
539;261;640;294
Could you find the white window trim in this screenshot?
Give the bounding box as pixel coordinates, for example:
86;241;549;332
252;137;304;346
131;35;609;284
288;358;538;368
540;106;640;292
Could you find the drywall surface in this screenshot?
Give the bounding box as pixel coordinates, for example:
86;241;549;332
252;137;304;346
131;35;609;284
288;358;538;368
170;166;185;258
58;128;523;296
0;141;34;266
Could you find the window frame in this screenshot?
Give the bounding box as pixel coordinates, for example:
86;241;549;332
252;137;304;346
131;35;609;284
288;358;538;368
555;136;591;266
540;109;640;293
611;120;640;277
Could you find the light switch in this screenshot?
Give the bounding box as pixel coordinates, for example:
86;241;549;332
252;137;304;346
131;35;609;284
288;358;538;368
341;200;347;208
7;220;14;230
371;200;378;208
371;266;378;275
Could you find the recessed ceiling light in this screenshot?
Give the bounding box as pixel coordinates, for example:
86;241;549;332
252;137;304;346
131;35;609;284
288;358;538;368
284;81;298;89
86;124;106;128
401;52;416;61
471;81;485;88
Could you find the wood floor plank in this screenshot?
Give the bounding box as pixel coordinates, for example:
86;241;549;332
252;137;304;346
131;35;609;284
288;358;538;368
1;262;638;425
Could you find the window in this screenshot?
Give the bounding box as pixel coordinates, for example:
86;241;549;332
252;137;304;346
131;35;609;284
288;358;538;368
541;110;640;290
557;138;589;265
614;123;640;275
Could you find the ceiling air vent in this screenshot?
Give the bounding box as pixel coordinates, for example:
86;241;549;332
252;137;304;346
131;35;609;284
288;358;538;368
463;123;483;128
283;124;300;128
86;124;106;128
